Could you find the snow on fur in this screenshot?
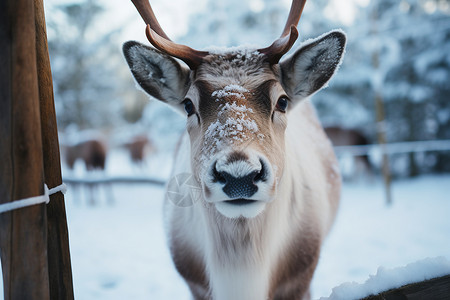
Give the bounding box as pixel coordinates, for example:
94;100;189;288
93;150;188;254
200;89;260;167
212;85;249;101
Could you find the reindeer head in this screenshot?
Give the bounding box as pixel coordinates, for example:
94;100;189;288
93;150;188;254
123;0;346;218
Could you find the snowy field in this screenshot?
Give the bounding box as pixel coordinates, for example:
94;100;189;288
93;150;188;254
1;150;450;299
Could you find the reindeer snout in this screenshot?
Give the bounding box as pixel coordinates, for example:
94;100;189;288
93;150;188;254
212;158;267;198
204;152;274;217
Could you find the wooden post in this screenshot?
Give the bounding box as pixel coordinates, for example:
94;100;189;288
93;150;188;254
0;0;50;299
371;5;392;205
374;92;392;205
0;0;74;299
34;0;74;298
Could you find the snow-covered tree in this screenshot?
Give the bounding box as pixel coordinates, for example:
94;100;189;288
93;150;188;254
368;0;450;174
178;0;292;48
313;0;450;175
47;0;127;131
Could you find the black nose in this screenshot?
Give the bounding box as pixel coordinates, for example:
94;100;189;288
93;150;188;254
212;160;266;198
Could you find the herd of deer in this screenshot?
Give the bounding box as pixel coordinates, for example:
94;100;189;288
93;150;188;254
62;0;374;298
62;134;152;172
61;134;152;204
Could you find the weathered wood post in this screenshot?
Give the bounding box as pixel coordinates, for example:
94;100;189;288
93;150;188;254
371;5;392;205
0;0;74;299
0;0;50;298
34;0;74;298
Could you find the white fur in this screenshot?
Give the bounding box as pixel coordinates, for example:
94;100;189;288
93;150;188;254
214;201;266;218
208;262;270;300
124;30;345;300
201;169;295;300
165;101;337;299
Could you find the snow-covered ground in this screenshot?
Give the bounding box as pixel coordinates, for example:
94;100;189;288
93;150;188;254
312;175;450;298
1;150;449;299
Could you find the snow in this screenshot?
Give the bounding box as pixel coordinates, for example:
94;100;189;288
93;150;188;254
218;102;254;116
320;257;450;300
206;45;262;57
200;96;260;167
212;85;249;101
223;84;249;93
0;154;449;299
202;114;259;163
312;175;450;298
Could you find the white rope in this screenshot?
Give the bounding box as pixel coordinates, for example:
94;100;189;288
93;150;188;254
0;183;67;214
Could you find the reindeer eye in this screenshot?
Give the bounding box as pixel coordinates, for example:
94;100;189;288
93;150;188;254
183;99;195;116
276;96;289;112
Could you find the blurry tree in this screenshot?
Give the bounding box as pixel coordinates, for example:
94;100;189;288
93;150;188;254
370;0;450;174
300;0;371;130
383;0;450;173
47;0;129;131
179;0;293;48
315;0;450;176
122;91;149;124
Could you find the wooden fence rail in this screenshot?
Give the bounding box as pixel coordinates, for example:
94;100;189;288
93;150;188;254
63;175;166;186
334;139;450;156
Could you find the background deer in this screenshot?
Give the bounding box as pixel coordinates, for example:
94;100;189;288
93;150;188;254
123;134;154;167
64;139;107;172
324;126;373;179
63;138;110;205
123;0;345;299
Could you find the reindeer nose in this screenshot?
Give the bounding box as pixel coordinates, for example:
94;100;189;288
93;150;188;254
212;160;266;198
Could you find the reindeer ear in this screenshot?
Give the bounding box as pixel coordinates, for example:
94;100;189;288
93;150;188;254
280;30;346;100
123;41;191;105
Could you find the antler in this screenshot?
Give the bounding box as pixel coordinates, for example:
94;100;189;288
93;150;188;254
145;25;209;70
131;0;170;40
258;0;307;64
131;0;208;69
280;0;307;37
131;0;307;68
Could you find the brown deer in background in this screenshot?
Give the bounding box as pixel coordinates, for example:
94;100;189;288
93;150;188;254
63;139;110;205
325;126;373;179
65;139;107;171
123;0;346;299
123;134;154;167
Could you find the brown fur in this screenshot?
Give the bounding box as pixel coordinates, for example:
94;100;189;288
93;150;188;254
63;139;109;205
65;139;106;171
169;57;340;299
122;13;345;298
124;135;153;164
325;126;372;176
226;151;249;164
170;240;209;299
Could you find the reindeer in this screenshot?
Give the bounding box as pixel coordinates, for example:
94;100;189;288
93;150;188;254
64;139;107;171
123;134;154;167
63;138;111;205
123;0;346;299
324;126;373;179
